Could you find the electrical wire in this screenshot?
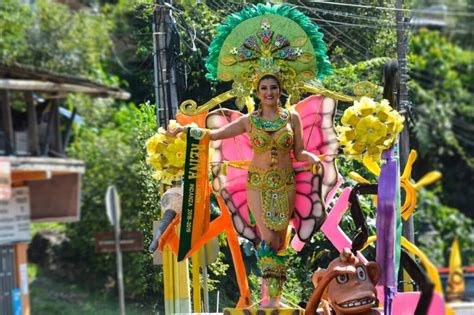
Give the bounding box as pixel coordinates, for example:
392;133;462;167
304;0;474;17
308;16;474;34
295;3;401;25
309;16;408;31
297;1;375;58
300;4;474;31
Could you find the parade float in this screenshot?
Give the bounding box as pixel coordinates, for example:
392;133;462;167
147;4;453;315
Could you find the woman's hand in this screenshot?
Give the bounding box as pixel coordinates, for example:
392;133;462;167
166;123;185;137
307;153;322;174
307;153;321;165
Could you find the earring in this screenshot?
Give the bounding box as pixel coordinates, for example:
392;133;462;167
285;95;292;109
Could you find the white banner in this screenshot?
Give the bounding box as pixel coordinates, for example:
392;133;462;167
0;187;31;245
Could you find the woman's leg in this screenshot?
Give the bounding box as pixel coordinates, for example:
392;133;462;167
278;189;295;249
247;188;295;307
247;189;281;248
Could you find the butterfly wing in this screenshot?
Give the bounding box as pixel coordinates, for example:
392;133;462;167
206;109;259;244
291;95;343;248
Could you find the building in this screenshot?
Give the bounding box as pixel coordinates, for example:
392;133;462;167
0;62;129;314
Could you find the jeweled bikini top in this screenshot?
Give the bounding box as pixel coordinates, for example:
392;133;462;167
249;109;294;163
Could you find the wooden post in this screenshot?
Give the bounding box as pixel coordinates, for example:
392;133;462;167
24;92;40;156
42;100;53;156
176;257;191;313
0;90;15;154
51;98;62;156
62;107;77;153
14;243;30;315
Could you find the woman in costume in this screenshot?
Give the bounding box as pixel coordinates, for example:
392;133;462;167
169;73;320;307
170;74;320;243
169;4;342;308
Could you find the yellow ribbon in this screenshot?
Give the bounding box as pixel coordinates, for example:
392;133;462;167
362;235;443;294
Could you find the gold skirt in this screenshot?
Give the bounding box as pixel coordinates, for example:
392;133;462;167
246;166;295;231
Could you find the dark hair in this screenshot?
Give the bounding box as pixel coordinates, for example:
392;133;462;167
257;74;281;89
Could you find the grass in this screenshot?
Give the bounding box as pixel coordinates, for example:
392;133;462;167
28;263;158;315
28;223;161;314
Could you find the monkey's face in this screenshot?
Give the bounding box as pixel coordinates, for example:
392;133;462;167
326;264;378;314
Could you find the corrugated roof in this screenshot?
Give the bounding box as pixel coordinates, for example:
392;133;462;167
0;62;130;100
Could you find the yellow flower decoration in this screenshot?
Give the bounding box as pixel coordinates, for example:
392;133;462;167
164;138;186;168
146;154;164;170
336;96;405;161
145;123;195;185
145;130;167;156
355;96;377;116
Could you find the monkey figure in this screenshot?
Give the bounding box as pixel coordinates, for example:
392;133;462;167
306;248;381;315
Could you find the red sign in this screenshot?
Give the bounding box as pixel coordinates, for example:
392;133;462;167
95;231;144;253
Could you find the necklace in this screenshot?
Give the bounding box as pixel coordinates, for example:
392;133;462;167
250;108;289;132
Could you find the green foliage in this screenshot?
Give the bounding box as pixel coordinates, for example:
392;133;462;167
414;188;474;266
409;29;473;163
104;0;156;103
1;0;113;81
177;3;223;104
0;0;33;63
29;263;147;315
408;29;474;213
65;101;163;311
323;57;390;102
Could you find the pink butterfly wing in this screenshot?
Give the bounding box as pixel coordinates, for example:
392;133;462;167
207;109;259;244
291;96;342;247
294;95;342;202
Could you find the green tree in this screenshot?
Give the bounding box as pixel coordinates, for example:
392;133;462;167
1;0;114;81
408;29;474;216
66;98;164;311
0;0;33;63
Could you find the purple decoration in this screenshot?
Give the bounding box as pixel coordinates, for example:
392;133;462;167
274;47;298;60
384;287;396;315
271;34;290;51
237;46;257;61
376;147;397;315
244;35;260;52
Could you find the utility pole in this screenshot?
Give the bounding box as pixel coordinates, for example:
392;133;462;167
153;1;180;128
395;0;414;243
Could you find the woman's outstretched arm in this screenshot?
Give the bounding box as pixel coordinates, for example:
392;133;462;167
167;115;249;141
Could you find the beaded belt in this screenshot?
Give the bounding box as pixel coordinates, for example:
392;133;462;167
246;166;295;231
246;166;295;191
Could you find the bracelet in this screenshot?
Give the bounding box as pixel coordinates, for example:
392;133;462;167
188;126;210;140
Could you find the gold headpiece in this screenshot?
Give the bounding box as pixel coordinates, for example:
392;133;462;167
205;4;332;106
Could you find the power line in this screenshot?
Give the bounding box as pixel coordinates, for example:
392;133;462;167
305;0;474;17
297;1;375;58
299;4;474;30
306;23;359;63
307;16;474;34
309;16;406;31
296;3;401;25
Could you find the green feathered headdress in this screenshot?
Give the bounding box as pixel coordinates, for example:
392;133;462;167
205;3;332;104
